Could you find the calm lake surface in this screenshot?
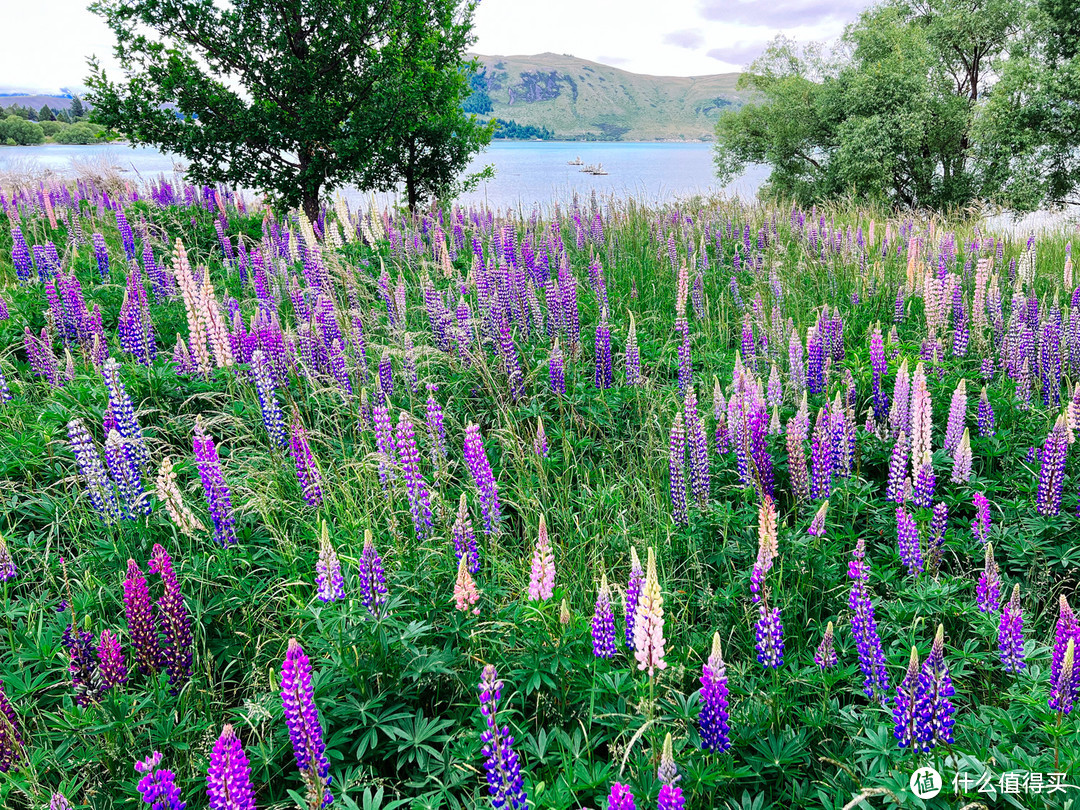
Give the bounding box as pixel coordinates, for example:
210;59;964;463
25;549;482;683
0;141;767;210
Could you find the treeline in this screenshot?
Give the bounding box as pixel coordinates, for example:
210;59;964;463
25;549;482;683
490;118;555;140
0;95;111;146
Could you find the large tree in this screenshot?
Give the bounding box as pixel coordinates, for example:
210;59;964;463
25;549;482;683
86;0;492;217
715;0;1033;210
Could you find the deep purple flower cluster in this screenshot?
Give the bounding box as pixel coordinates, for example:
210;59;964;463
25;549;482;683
998;585;1025;673
149;544;193;690
102;358;150;470
895;507;923;578
478;665;528;810
62;623;100;707
125;559;164;674
977;387;996;436
464;423;501;534
11;226;33;284
252;350;287;448
1036;417;1068;516
206;725;256;810
395;410;433;540
699;634;731;752
914;627;955;750
358;533;389;618
668;412;689;526
591;579;616;659
194;419;237;546
972;492;991;543
135;752;186;810
594;316;613;389
754;605;784;669
684;389;710;507
68;418;123;525
549;341;566;395
848;540;889;702
425;385;448;465
281;639;333;808
97;629;128;689
290;414;325;508
0;680;20;773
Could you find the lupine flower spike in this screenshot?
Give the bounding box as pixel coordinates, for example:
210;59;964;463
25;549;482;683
0;532;15;581
591;575;616;659
527;514;556;602
280;639;333;808
625;547;644;648
206;725;256;810
699;632;731;752
976;542;1001;613
478;664;528;810
135;752;186;810
0;680;22;773
607;783;637;810
999;584;1025;673
453;555;481;614
315;521;345;603
634;547;667;675
815;621;837;669
656;734;685;810
358;529;388;618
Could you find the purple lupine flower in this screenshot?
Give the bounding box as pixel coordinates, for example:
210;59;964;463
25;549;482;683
657;786;685;810
810;407;832;500
372;402;396;489
944;380;967;452
549;340;566;395
464;423;501;534
657;732;678;785
684;389;709;507
786;420;810;503
606;783;636;810
976;543;1001;613
252;350;287;449
624;548;644;648
280;639;333;808
1037;416;1068;516
149;544;192;691
915;625;955;751
754;605;784;669
594;315;613;390
135;752;186;810
676;319;692;396
207;725;256;810
927;502;947;574
105;430;151;519
124;559;163;674
911;461;936;509
396;410;433;540
626;313;641;386
425;385;447;465
808;500;828;537
478;665;528;810
358;531;388;618
193;418;237;546
0;680;21;773
869;325;890;425
378;350;393;398
668;411;689;526
62;623;100;707
998;584;1025;673
1051;597;1080;712
849;540;890;702
102;358;150;471
315;525;346;603
50;794;72;810
699;632;731;752
893;647;921;749
97;629;128;689
116;209;137;258
11;225;33;284
0;533;15;581
67;419;122;525
1052;639;1078;715
972;492;991;543
977;387;995;437
807;326;824;394
452;494;480;574
591;576;617;659
896;507;923;578
290;414;325;508
814;621;837;669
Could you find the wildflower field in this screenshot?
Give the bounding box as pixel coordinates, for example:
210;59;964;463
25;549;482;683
0;180;1079;810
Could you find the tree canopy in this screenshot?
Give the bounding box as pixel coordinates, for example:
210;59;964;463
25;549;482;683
713;0;1080;212
86;0;493;216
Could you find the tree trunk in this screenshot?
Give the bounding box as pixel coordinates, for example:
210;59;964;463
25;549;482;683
301;189;321;222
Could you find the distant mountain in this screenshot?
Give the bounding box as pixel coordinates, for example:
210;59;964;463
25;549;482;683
469;53;746;141
0;93;79;110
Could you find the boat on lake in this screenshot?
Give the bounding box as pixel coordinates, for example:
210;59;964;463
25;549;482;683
567;156;584;165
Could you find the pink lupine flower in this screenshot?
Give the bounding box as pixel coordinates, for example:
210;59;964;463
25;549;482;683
527;514;555;602
634;547;667;675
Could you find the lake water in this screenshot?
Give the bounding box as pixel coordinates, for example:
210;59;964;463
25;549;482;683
0;141;768;210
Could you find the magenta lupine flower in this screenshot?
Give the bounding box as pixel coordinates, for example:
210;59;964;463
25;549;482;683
194;418;237;546
0;680;21;773
358;530;388;618
316;525;345;603
684;389;710;507
207;725;256;810
149;544;193;691
549;340;566;395
624;548;644;648
280;639;333;808
972;492;991;543
252;350;287;449
478;665;528;810
657;786;685;810
668;411;689;526
395;411;433;540
915;625;955;750
606;783;636;810
849;540;890;702
896;507;923;578
815;621;837;669
464;423;501;534
425;385;447;465
977;387;995;437
998;584;1025;673
135;752;186;810
67;419;122;525
976;542;1002;614
452;494;480;574
97;629;127;689
527;515;556;602
808;500;828;537
124;559;163;674
1037;416;1068;516
699;633;731;752
591;575;616;659
50;793;72;810
893;647;921;750
810;407;832;500
754;605;784;669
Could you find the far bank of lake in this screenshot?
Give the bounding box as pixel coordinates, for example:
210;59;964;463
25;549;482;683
0;141;768;210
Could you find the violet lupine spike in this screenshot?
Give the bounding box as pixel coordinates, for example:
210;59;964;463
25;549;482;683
315;522;345;603
915;625;955;751
478;664;528;810
102;358;150;471
0;533;15;581
50;794;72;810
815;621;837;669
684;388;710;507
252;349;287;449
998;584;1025;674
754;604;784;669
976;542;1002;614
594;314;613;390
927;502;948;574
972;492;991;544
886;432;909;504
657;786;686;810
395;410;433;540
0;678;21;773
290;413;325;508
626;312;641;386
62;623;100;707
533;418;548;458
1050;597;1080;712
911;461;936;509
464;423;501;535
149;544;193;691
527;514;556;602
591;575;616;659
950;428;972;483
668;411;689;526
808;500;828;537
606;783;636;810
358;530;388;618
810;406;832;500
944;379;967;453
280;639;333;808
104;429;151;519
848;540;890;702
896;507;923;578
372;402;396;489
624;548;644;648
67;419;122;525
548;340;566;395
452;493;480;574
425;385;447;465
193;418;237;546
1052;638;1078;716
124;559;164;674
97;629;128;689
1037;415;1068;516
699;632;731;752
676;319;692;396
135;752;186;810
869;324;889;425
657;732;678;786
206;725;256;810
892;647;921;750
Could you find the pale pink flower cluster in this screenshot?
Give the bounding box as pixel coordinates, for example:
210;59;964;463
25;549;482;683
155;456;204;537
527;514;555;602
172;238;233;375
634;547;667;676
453;556;480;614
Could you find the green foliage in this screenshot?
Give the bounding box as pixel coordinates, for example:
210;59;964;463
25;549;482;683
0;116;45;145
85;0;492;216
51;122;105;145
490;118;555;140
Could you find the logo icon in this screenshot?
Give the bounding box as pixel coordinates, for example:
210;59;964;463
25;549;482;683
911;766;943;799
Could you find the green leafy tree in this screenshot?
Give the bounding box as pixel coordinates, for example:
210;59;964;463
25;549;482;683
69;94;85;120
86;0;492;217
0;117;46;145
716;0;1034;210
38;105;56;122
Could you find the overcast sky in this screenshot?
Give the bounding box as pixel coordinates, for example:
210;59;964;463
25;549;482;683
1;0;870;94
